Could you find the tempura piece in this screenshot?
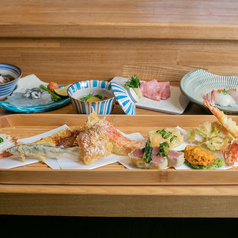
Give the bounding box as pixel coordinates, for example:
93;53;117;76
33;127;83;147
83;110;142;156
77;125;113;165
187;121;233;151
7;144;80;162
148;128;183;148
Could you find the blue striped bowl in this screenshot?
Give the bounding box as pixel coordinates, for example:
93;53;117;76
111;82;136;115
0;63;22;100
68;80;116;114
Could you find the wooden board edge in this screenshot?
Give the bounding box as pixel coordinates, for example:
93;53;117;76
1;170;238;186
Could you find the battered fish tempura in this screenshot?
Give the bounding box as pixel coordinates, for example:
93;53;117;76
83;110;142;155
33;127;83;147
4;110;142;165
7;144;80;162
77;125;113;165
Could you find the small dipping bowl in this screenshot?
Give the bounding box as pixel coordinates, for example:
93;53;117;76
68;80;116;114
0;63;22;100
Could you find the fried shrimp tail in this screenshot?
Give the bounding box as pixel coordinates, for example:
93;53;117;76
203;90;238;165
222;139;238;166
203;90;238;138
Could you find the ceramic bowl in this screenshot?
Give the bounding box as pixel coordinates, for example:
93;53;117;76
0;63;22;100
68;80;116;114
180;69;238;114
111;82;137;115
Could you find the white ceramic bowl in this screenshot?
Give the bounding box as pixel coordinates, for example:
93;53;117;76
68;80;116;114
180;69;238;114
0;63;22;100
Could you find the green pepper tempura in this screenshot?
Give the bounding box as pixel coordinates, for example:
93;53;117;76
142;142;153;163
157;141;169;157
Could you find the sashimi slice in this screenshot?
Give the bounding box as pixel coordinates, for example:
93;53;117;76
139;79;171;101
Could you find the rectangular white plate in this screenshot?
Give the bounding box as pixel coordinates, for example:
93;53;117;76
111;77;190;114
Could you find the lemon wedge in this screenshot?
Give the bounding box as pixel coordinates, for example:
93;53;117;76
54;85;71;97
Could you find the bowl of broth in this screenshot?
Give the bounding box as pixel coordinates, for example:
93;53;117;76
0;63;22;100
68;80;116;114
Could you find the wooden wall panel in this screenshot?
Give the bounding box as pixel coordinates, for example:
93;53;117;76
1;38;238;85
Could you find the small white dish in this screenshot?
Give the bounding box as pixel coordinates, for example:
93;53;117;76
111;77;189;114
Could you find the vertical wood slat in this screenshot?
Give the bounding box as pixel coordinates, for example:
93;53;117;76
1;38;238;85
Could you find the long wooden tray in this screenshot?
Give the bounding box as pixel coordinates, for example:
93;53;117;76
1;114;238;186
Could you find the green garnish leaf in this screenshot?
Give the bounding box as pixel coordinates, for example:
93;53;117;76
214;125;219;137
0;137;3;143
80;93;93;101
157;141;170;157
80;93;103;101
184;158;225;170
94;94;103;100
142;142;153;163
164;132;172;139
156;129;175;142
219;89;230;95
40;84;61;101
195;128;207;135
170;135;177;143
124;75;141;89
156;129;164;134
161;130;167;137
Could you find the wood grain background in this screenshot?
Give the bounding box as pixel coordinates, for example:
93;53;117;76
2;0;238;86
1;38;238;85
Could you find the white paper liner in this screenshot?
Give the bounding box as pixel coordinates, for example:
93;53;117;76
0;125;69;169
1;125;238;170
117;126;238;170
0;126;145;170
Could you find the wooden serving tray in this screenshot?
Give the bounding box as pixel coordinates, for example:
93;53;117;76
1;114;238;186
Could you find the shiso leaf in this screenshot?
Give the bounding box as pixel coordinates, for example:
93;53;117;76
184;158;225;169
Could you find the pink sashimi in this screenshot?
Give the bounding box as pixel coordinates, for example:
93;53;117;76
151;154;165;163
131;148;144;158
130;146;184;168
168;150;181;157
139;79;171;101
131;147;165;163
